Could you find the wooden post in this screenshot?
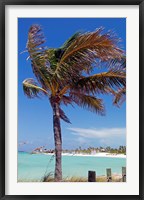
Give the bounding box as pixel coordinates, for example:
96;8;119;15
106;168;112;182
122;167;126;182
88;171;96;182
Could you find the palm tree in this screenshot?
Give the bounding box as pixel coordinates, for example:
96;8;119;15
22;25;126;181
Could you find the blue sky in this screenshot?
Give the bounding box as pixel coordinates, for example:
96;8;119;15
18;18;126;152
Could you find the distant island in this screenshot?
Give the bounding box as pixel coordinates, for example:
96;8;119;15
30;145;126;158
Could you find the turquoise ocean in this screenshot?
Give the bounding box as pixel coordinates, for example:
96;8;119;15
18;152;126;181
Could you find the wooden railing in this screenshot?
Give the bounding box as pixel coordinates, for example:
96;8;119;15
88;167;126;182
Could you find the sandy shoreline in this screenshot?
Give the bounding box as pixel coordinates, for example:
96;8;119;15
43;152;126;158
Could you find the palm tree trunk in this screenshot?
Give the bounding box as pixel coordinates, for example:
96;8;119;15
52;102;62;182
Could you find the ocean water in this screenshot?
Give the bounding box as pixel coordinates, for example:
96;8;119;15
18;152;126;181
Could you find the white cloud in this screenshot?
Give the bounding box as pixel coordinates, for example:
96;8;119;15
76;137;88;144
68;127;126;139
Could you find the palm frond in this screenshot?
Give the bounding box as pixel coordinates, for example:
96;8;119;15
60;32;80;51
107;56;126;70
27;25;56;91
23;78;47;98
50;33;80;65
113;87;126;106
66;28;123;61
70;92;105;115
61;95;73;106
27;24;45;50
59;107;71;123
31;61;53;90
45;49;58;71
53;28;124;80
74;69;126;95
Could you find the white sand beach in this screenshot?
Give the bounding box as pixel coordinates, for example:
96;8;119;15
43;152;126;158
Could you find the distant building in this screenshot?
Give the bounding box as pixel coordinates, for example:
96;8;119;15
32;146;44;153
100;148;106;152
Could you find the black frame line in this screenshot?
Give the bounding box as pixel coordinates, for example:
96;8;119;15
0;0;144;199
